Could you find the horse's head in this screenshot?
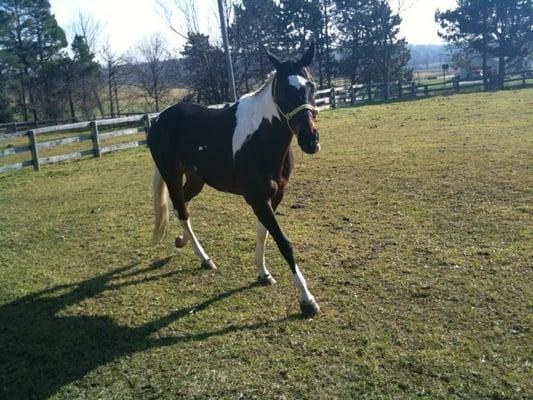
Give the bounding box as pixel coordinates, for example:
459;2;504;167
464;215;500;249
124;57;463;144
267;44;320;155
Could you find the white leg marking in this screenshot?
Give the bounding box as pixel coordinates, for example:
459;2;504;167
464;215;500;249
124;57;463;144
293;265;315;303
175;212;209;262
255;221;271;278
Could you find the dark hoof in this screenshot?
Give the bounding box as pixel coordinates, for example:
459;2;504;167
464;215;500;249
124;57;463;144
175;235;188;248
300;300;320;318
257;274;277;285
201;259;217;270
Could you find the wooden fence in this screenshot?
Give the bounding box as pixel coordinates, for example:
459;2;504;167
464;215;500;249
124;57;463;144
1;70;531;174
313;70;533;111
0;112;153;136
0;114;157;173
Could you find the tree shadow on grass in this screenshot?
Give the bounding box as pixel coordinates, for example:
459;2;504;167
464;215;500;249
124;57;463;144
0;257;297;399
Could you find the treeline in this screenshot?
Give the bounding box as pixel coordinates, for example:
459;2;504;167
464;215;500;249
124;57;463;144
0;0;530;123
182;0;411;104
0;0;413;122
0;1;182;124
436;0;531;89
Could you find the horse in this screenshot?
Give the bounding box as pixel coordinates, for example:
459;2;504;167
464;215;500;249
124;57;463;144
147;44;321;317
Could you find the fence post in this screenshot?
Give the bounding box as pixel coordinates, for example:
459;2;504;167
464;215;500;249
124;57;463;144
350;85;356;105
90;121;102;158
454;80;459;93
28;130;40;171
424;85;429;96
522;72;527;87
367;83;372;103
330;88;336;109
142;114;151;142
398;80;403;99
411;82;416;97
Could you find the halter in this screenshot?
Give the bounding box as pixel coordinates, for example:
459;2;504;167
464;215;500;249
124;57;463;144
272;76;318;136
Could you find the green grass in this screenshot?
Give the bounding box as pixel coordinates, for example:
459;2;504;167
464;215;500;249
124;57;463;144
1;89;532;399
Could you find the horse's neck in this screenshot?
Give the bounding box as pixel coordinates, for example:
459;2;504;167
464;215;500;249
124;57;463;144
235;77;293;161
253;81;293;159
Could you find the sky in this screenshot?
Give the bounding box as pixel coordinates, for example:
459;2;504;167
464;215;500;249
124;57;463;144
50;0;458;54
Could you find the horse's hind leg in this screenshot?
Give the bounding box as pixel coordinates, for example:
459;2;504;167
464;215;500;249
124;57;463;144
174;172;205;248
165;170;215;270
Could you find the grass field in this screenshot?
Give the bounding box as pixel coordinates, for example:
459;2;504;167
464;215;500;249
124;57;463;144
1;89;532;399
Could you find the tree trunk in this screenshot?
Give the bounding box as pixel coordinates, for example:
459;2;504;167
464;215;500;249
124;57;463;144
244;60;250;93
317;38;324;89
498;55;505;90
482;40;488;90
68;85;76;121
92;88;105;117
113;78;120;116
20;88;28;121
108;61;114;117
28;89;38;122
323;0;332;87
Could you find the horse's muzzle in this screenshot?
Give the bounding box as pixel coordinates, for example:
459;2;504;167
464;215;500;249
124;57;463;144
299;139;321;154
298;129;320;154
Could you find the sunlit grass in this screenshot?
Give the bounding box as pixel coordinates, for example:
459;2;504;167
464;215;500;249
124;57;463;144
1;88;532;399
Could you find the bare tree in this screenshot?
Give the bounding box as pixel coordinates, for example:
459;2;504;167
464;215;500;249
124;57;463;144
101;43;136;117
131;34;172;112
68;12;106;118
69;12;103;55
391;0;420;15
157;0;198;38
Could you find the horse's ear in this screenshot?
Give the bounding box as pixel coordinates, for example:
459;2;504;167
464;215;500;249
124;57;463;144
265;48;282;69
298;42;315;68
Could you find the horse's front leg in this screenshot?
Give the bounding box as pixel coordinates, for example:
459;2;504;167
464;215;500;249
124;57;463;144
254;191;284;286
248;197;320;317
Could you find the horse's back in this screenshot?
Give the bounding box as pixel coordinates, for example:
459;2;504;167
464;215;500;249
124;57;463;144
148;102;241;193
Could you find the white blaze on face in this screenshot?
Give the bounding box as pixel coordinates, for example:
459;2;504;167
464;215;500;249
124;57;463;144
288;75;308;90
232;79;279;157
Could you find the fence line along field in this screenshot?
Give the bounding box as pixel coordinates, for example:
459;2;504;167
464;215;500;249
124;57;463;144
1;88;532;399
1;70;531;175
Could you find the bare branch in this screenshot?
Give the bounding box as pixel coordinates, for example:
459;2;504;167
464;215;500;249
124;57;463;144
68;12;102;54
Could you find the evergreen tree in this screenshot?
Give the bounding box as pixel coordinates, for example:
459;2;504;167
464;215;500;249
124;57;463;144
336;0;372;85
230;0;280;93
361;0;410;94
181;33;228;105
71;34;100;118
306;0;335;88
277;0;315;56
437;0;532;89
0;72;13;122
0;0;67;120
337;0;410;91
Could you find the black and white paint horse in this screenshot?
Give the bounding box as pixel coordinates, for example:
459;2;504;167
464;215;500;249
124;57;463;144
148;44;321;316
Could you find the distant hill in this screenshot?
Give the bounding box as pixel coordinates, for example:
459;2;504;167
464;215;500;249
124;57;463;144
408;44;452;71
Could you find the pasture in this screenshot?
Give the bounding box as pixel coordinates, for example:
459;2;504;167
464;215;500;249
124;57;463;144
1;89;531;399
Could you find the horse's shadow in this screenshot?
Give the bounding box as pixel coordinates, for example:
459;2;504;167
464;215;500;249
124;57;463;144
0;257;296;399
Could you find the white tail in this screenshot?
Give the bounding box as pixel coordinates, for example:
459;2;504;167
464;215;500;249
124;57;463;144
152;165;169;243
